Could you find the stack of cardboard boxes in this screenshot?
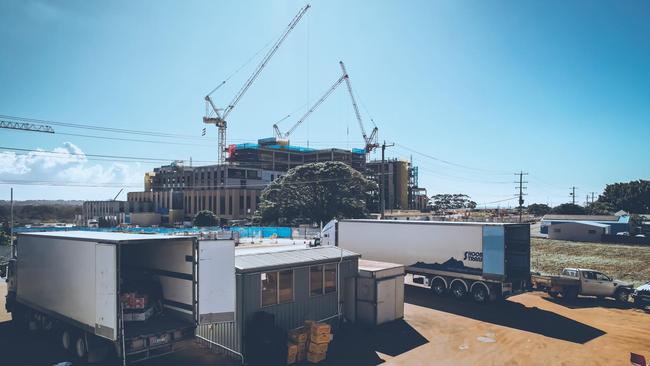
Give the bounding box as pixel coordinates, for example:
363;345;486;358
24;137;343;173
287;320;332;364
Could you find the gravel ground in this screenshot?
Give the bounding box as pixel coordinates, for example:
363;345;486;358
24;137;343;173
531;237;650;285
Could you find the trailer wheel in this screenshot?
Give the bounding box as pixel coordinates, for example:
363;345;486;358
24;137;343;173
74;334;88;361
472;284;488;303
451;281;467;299
431;279;446;296
61;329;72;351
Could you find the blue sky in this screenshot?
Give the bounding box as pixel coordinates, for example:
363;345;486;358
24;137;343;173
1;0;648;206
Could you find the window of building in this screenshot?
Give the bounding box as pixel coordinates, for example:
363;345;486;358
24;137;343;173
278;270;293;303
588;229;597;234
310;265;323;296
553;228;561;233
261;270;293;307
324;264;337;293
310;264;337;296
261;272;278;307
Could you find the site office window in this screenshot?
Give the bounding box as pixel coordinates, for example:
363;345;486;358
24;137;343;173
310;263;337;297
261;270;294;307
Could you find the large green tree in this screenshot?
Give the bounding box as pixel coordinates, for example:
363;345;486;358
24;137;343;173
527;203;551;216
551;203;586;215
430;194;476;214
259;161;377;224
193;210;218;227
598;180;650;213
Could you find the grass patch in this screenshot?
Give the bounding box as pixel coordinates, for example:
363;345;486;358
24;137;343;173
531;238;650;286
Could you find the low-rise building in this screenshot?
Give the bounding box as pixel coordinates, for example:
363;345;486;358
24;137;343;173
547;221;610;242
541;214;631;235
196;246;360;362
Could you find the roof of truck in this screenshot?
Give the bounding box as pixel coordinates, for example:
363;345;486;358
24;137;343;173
17;230;191;243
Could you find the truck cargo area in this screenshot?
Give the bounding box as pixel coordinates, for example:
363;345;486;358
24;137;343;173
119;240;196;361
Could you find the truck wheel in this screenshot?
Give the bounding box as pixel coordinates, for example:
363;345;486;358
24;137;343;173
61;329;72;351
431;279;446;296
74;334;88;361
562;288;578;301
451;282;467;300
614;289;629;304
471;285;488;304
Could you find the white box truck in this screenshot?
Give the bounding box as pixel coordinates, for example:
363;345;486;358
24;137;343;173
4;231;235;364
318;219;530;303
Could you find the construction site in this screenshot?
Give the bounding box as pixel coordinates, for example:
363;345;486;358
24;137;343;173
120;4;425;225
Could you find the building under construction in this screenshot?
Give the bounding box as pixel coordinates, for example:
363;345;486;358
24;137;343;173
227;138;367;172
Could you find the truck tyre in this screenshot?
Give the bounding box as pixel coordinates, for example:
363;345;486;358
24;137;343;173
451;281;467;300
614;289;629;304
562;288;578;301
10;306;26;331
431;279;446;296
74;334;88;361
471;284;488;304
61;329;72;351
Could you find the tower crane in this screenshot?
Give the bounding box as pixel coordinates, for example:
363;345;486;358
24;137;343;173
339;61;379;153
273;73;348;145
203;4;310;164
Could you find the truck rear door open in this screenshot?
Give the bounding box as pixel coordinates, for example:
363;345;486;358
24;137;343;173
95;243;117;341
197;240;235;324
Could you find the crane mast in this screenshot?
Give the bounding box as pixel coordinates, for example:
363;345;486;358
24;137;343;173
273;73;348;144
339;61;379;153
204;4;310;164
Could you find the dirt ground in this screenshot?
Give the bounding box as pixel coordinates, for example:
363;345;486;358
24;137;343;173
531;237;650;285
2;280;650;366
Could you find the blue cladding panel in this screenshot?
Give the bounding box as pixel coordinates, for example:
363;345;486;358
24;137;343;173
482;226;505;278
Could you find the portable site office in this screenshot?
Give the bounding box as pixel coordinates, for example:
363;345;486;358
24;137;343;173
9;231;235;363
197;246;360;363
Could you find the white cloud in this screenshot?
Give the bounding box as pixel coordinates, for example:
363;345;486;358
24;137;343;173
0;142;144;187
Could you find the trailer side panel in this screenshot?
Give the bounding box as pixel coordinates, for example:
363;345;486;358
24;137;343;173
16;236;98;332
337;220;484;275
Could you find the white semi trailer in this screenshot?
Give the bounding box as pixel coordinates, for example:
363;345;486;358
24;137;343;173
318;219;531;303
5;231;235;364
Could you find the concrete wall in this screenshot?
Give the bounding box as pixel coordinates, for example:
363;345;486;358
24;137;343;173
548;222;609;242
130;212;161;227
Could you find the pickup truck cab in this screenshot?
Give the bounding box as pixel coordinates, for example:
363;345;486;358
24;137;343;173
532;268;632;302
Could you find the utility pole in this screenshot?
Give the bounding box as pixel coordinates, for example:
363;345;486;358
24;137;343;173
380;141;394;219
10;187;14;250
590;192;595;205
569;186;577;205
515;171;528;223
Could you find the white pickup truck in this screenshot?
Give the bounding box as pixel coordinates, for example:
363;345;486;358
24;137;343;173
531;268;633;302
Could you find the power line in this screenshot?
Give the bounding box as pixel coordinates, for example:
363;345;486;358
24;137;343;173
0;114;209;141
394;143;511;175
0;146;216;164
